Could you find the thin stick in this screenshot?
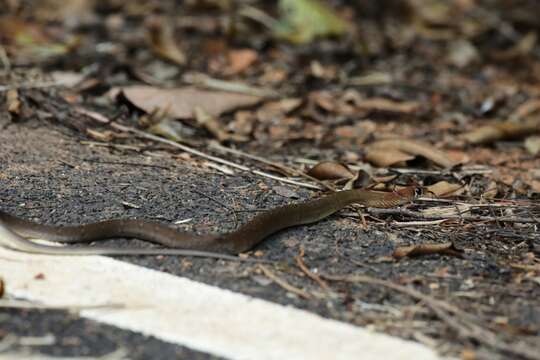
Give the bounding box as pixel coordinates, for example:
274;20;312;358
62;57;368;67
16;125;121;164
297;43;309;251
368;208;540;224
0;82;62;92
389;219;448;227
112;123;323;190
258;265;312;299
295;247;329;290
211;142;335;191
322;273;540;360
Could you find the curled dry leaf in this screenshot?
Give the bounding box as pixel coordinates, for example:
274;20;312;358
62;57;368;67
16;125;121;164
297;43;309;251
365;139;456;168
306;161;354;180
393;242;464;260
462;117;540;145
119;86;262;119
146;16;186;66
425;181;465;197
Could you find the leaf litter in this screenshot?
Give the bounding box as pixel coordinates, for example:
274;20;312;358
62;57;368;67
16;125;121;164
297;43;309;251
1;1;540;359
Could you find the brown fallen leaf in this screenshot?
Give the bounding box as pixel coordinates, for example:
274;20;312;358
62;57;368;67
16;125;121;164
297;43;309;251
462;117;540;145
355;97;421;115
146;16;186;66
364;148;415;168
306;161;354;180
0;277;3;298
226;49;258;75
6;89;21;115
425;181;465;197
393;242;464;260
119;86;262;119
365;139;456;168
510;98;540;121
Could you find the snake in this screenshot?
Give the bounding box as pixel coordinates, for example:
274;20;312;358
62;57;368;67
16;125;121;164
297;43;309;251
0;187;415;261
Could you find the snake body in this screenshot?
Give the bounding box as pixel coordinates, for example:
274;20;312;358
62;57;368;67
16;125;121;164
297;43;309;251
0;187;414;259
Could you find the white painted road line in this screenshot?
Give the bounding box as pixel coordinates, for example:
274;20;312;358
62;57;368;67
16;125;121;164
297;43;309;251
0;246;441;360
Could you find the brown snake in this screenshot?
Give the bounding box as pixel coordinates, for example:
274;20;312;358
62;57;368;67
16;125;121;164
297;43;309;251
0;187;415;261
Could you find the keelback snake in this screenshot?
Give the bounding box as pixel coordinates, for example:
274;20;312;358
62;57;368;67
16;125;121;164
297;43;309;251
0;187;415;261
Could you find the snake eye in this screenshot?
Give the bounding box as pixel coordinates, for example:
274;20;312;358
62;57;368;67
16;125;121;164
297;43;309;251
414;187;423;198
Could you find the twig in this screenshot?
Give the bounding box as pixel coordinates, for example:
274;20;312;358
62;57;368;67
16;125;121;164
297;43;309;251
321;273;540;360
82;159;171;170
368;208;540;224
111;123;323;190
80;140;142;152
210;142;335;191
295;247;329;290
0;82;62;92
0;45;10;73
388;219;448;227
258;265;311;299
251;170;321;190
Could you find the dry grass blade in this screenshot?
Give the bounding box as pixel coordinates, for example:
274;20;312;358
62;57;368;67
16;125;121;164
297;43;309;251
295;248;329;291
258;265;312;299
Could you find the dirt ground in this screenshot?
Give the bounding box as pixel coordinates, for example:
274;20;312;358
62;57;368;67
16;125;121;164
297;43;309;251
1;1;540;359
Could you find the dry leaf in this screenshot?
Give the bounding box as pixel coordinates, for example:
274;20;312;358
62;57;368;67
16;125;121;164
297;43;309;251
0;277;4;298
524;136;540;155
306;161;354;180
462;118;540;145
333;121;376;147
393;242;464;259
355;98;421;115
425;181;465;197
510;98;540;121
365;139;455;168
483;181;499;199
120;86;262;119
6;89;21;115
51;71;85;87
229;110;255;136
86;128;115;142
146;16;186;66
226;49;258;75
364;148;415;167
